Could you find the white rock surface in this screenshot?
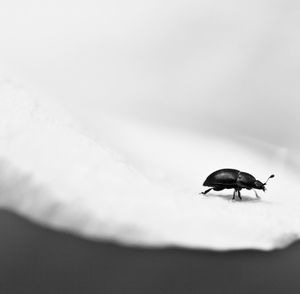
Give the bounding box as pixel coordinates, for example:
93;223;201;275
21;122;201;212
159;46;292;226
1;81;300;251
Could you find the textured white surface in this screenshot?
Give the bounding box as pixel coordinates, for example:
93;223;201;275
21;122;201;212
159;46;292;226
1;82;299;251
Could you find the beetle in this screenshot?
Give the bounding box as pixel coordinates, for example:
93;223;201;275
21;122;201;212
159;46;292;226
200;168;274;200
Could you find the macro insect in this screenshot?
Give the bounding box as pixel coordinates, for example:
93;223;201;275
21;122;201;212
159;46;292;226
200;168;275;200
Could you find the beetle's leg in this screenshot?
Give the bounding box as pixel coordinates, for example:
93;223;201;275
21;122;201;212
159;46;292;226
253;189;260;199
200;188;213;195
237;190;242;200
232;190;236;200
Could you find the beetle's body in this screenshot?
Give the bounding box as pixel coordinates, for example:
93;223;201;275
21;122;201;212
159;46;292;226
201;168;274;200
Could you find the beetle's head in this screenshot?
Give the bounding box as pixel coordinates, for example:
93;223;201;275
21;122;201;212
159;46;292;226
254;180;265;191
255;174;275;191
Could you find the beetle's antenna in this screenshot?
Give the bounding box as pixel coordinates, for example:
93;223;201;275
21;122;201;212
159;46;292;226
264;174;275;185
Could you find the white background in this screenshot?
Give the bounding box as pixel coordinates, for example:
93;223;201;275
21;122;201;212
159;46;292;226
0;0;299;152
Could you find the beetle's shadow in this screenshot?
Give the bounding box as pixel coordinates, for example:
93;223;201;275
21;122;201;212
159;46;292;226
204;193;262;203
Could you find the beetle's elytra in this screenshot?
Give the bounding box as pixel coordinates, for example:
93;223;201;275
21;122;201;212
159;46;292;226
200;168;274;200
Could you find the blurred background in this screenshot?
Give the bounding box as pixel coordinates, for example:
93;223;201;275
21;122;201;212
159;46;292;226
0;0;299;150
1;209;300;294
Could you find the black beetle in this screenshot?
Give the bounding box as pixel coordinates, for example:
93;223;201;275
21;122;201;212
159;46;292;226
200;168;274;200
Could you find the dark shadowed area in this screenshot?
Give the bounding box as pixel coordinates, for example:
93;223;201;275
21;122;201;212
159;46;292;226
0;209;300;294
